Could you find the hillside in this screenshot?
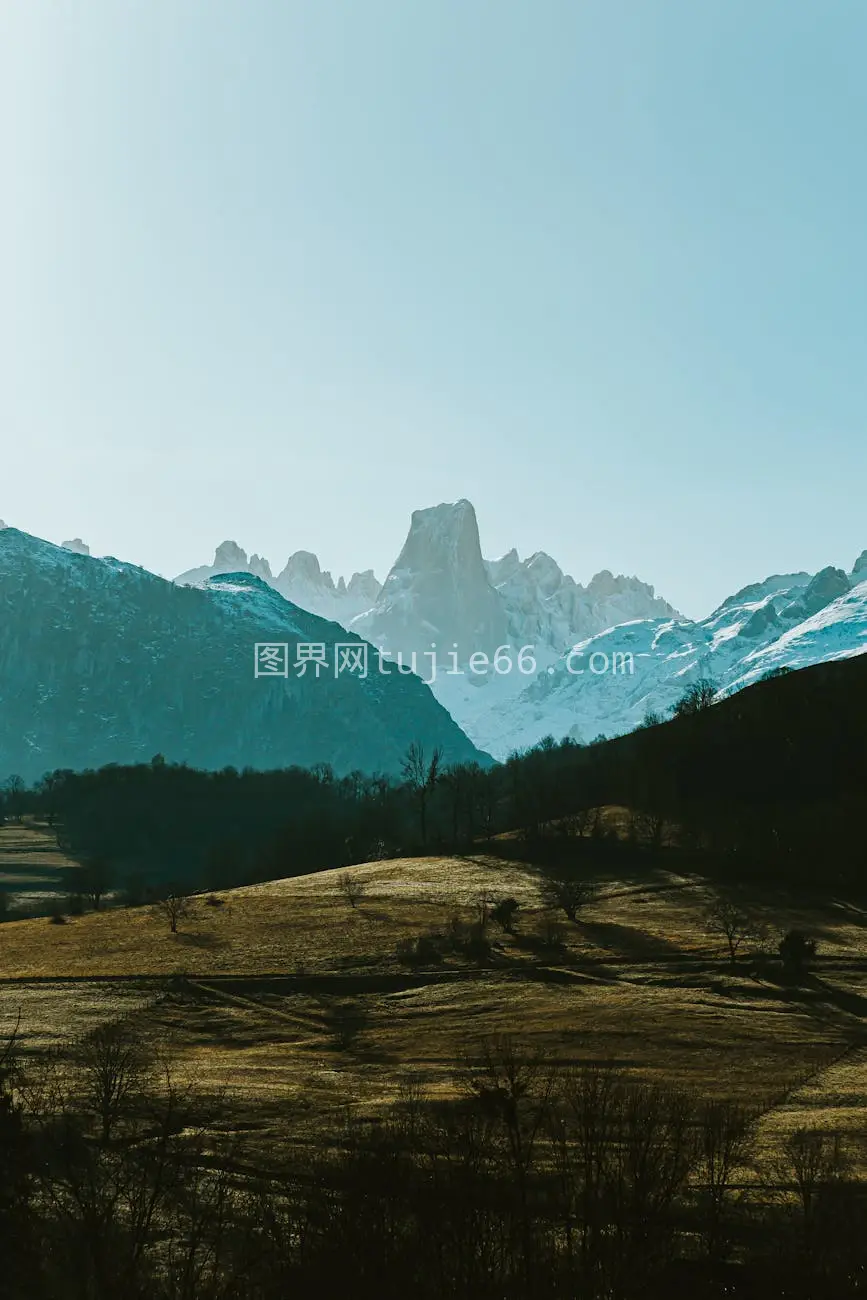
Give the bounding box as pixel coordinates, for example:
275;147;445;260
3;854;867;1143
0;527;487;781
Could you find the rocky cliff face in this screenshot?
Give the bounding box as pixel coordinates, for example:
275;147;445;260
487;552;681;653
352;502;681;669
351;500;509;664
174;502;679;667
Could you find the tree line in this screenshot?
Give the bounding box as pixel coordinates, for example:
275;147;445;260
1;652;865;900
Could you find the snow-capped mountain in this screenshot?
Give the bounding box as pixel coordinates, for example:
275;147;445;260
175;502;680;665
172;505;866;761
349;499;679;664
434;554;867;758
485;547;680;651
176;541;381;623
0;528;486;781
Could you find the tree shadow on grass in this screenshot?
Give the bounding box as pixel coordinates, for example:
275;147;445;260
577;919;688;963
171;930;225;950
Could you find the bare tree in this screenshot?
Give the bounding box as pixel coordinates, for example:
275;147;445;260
464;1034;554;1285
559;808;593;838
777;1126;849;1246
337;870;366;908
79;855;112;911
2;775;26;823
440;763;468;849
401;741;442;848
704;896;762;966
77;1021;152;1143
672;677;717;718
631;808;667;850
696;1099;753;1259
541;873;598;922
157;889;191;934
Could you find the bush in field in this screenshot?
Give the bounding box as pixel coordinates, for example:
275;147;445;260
396;933;444;966
540;874;597;922
326;1000;367;1051
779;929;817;980
490;898;520;934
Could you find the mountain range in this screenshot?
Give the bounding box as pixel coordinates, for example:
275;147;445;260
174;500;867;758
176;542;381;625
0;527;485;782
3;506;865;772
176;499;681;664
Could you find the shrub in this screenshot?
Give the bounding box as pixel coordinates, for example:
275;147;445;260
541;874;597;922
397;933;444;966
779;929;817;979
326;1001;367;1050
490;898;520;934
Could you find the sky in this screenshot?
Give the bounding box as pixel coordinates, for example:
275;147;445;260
2;0;866;620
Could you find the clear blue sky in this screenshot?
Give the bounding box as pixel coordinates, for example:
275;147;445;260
2;0;865;618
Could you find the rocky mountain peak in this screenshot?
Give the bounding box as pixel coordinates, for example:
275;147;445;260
353;499;508;661
277;550;332;589
213;540;248;571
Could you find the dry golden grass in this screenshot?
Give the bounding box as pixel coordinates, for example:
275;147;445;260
0;821;82;895
0;981;159;1052
1;850;866;1161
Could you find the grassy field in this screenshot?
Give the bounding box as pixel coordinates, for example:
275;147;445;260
0;821;84;911
2;831;867;1170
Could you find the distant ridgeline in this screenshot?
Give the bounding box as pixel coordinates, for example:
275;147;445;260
0;527;486;782
567;654;867;884
17;652;867;894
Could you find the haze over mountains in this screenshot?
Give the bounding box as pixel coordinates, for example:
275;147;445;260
2;508;865;772
176;543;381;625
176;499;681;664
174;500;867;758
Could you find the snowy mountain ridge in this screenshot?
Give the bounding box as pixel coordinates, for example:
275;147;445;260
435;563;867;759
9;509;865;765
176;542;381;624
173;500;682;658
171;501;866;759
